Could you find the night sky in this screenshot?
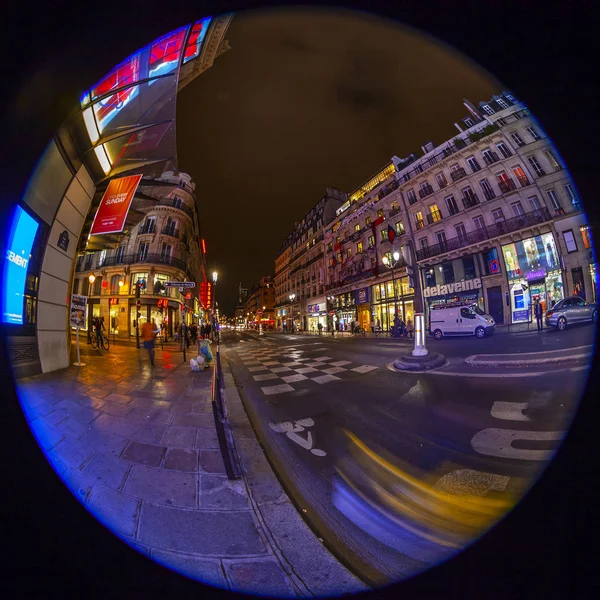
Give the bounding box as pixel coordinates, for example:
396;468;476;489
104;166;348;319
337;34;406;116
176;7;500;316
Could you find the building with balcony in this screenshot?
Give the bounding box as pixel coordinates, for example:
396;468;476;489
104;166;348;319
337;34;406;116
274;189;347;331
243;276;275;328
319;91;594;331
73;170;207;339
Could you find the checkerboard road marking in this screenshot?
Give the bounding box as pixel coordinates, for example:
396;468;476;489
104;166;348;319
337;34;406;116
248;366;269;372
330;360;351;367
263;361;280;366
262;384;295;396
253;373;280;382
351;365;378;373
323;366;347;375
314;356;333;362
271;367;293;373
305;362;325;367
281;361;303;367
311;374;341;384
295;367;319;374
281;374;309;383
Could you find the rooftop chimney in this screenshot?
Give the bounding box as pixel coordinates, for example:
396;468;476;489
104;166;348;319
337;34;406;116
421;141;436;155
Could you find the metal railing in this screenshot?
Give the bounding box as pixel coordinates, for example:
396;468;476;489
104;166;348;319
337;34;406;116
516;175;531;187
450;167;468;182
419;184;435;199
482;188;496;201
161;226;180;239
416;207;552;261
462;194;480;209
159;197;195;219
483;152;500;165
211;345;242;480
426;210;443;225
498;178;517;194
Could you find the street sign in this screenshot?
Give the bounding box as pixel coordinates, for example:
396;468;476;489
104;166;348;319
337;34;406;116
328;310;335;316
164;281;195;288
136;299;141;307
257;309;263;315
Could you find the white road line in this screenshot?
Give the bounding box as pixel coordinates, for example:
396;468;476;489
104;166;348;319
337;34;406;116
253;373;280;382
351;365;378;374
466;344;594;360
295;367;319;374
330;361;351;367
311;374;341;384
281;374;309;383
323;367;347;375
490;401;531;422
471;428;565;461
386;362;590;377
261;384;295;396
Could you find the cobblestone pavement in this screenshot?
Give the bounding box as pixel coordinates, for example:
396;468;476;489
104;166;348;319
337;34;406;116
15;341;365;596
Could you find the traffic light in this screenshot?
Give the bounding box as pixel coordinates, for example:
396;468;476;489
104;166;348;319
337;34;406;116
135;281;141;299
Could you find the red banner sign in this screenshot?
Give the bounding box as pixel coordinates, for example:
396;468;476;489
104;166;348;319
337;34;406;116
199;281;213;308
90;174;143;235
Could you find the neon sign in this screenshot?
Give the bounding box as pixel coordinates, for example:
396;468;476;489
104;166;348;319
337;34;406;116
2;206;39;324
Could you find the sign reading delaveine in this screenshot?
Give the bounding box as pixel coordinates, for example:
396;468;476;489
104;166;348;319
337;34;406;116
90;174;143;235
2;206;39;325
423;277;482;298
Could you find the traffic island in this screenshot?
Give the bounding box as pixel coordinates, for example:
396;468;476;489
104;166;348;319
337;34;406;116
393;352;446;372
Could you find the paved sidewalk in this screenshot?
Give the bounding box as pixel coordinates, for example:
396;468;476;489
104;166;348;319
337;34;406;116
15;341;366;596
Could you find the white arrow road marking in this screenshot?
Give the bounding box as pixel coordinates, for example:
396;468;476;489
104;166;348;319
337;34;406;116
268;418;327;456
471;428;565;461
490;401;532;422
433;469;510;497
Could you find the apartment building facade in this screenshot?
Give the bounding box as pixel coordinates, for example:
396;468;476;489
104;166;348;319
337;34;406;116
274;188;347;331
244;276;275;327
321;92;594;331
73;170;207;338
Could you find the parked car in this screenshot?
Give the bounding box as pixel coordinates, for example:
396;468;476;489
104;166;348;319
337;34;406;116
429;304;495;340
545;296;598;330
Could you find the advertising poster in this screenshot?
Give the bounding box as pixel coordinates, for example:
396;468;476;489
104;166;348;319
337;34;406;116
90;174;143;235
1;206;39;325
70;295;87;328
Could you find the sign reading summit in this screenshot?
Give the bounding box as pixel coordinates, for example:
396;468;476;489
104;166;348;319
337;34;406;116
90;174;143;235
2;206;39;324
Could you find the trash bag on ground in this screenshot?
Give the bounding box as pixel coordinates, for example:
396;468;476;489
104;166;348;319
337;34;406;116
190;358;199;372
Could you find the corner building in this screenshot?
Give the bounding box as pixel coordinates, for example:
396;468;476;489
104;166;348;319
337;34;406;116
73;170;207;339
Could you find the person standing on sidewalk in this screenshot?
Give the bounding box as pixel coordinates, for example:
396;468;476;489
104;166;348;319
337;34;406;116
317;322;323;336
141;319;160;366
534;299;543;331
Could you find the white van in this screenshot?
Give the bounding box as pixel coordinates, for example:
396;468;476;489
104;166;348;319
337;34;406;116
429;304;495;340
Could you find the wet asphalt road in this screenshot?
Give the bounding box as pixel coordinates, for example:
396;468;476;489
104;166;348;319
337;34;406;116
224;328;594;584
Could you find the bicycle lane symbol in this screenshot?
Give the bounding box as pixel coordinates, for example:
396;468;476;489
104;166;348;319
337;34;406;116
268;418;327;456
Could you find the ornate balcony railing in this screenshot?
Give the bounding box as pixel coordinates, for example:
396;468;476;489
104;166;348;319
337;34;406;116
138;223;156;235
450;167;468;182
416;207;552;261
482;188;496;201
426;210;443;225
462;194;480;209
498;178;518;194
516;175;531;188
161;226;180;239
419;184;435;199
483;152;500;166
159;198;195;220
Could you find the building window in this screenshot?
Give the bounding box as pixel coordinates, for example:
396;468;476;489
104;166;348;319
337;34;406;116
357;241;363;253
482;104;495;116
368;235;375;248
479;178;495;200
98;250;107;267
365;217;371;226
496;142;512;159
527;155;546;177
496;98;509;109
138;242;149;261
131;272;149;294
528;195;542;211
436;231;447;245
84;254;93;270
546;189;562;211
445;195;460;216
395;221;405;235
160;243;172;262
562;230;577;253
492;208;505;222
473;215;486;230
526;126;540;141
463;255;477;279
377;209;385;219
511;201;525;216
510;132;525;147
429;204;442;222
354;223;360;232
466;156;481;172
544;150;562;171
455;223;467;239
110;274;121;294
415;211;424;230
435;173;448;188
580;226;592;249
407;189;417;205
73;278;79;294
442;262;455;284
327;242;333;253
347;247;352;258
419;238;428;249
380;229;388;242
512;165;530;187
505;93;516;102
564;184;580;209
464;118;474;127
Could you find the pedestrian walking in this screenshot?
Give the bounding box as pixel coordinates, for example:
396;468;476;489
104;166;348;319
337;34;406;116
190;322;198;344
534;298;543;331
317;322;323;335
141;319;160;366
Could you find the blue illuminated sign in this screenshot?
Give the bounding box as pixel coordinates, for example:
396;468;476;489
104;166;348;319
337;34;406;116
2;206;39;324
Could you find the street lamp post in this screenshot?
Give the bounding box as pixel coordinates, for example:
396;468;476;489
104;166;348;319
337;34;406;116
88;274;96;343
289;293;295;333
382;251;402;328
212;271;218;342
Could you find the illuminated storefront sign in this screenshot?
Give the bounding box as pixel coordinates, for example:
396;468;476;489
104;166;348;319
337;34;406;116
183;18;212;64
90;174;143;235
355;287;370;304
308;303;326;313
2;206;39;325
423;278;482;298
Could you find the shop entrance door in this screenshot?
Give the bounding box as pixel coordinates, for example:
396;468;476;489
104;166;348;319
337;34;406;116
487;286;504;324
